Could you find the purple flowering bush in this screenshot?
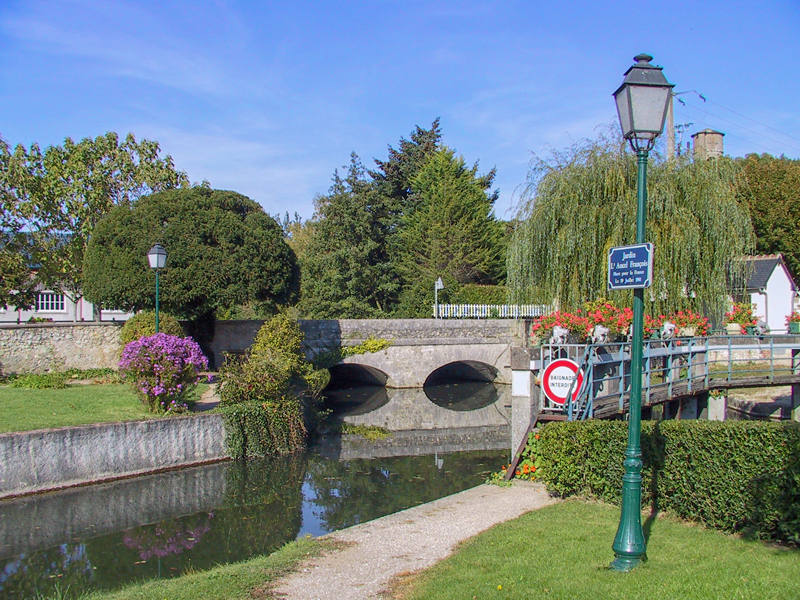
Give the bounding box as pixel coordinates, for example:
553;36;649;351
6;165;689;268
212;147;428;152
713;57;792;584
119;333;209;413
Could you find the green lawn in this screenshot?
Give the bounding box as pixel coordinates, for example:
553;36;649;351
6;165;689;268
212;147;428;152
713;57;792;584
398;499;800;600
0;384;152;433
59;499;800;600
0;382;215;434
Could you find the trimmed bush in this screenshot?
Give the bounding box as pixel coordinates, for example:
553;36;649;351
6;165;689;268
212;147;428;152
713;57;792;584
8;372;68;389
449;284;508;305
119;333;208;413
532;419;800;543
120;311;184;347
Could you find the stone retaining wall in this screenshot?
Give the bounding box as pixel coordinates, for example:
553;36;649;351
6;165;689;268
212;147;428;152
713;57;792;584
0;413;228;499
0;322;123;375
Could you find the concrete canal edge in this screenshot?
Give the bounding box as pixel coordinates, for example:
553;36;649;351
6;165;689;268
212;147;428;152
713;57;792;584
0;413;228;499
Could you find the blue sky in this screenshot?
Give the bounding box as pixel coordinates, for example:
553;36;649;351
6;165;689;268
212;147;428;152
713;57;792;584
2;1;799;221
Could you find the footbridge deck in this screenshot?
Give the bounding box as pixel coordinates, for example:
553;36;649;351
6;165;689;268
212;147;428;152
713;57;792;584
511;334;800;426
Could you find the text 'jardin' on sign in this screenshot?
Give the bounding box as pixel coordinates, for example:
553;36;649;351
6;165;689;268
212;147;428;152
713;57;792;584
607;243;653;290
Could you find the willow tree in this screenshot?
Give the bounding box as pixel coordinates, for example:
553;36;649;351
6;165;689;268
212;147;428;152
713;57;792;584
507;134;755;319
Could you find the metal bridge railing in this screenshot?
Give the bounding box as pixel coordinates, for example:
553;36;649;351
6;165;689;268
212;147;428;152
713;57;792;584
537;334;800;420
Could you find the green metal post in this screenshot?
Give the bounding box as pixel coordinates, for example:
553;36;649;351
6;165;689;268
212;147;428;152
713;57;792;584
610;147;649;571
155;269;160;334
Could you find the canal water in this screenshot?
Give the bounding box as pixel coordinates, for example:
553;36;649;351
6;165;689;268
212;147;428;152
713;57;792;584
0;382;510;599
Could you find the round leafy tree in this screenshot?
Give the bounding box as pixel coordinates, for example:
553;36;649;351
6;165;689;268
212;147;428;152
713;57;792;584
83;188;300;320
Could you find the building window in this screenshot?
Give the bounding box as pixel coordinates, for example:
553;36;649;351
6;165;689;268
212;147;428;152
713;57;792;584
36;292;66;312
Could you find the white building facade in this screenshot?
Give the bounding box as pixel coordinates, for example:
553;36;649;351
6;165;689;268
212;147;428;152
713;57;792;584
1;290;132;324
733;255;798;333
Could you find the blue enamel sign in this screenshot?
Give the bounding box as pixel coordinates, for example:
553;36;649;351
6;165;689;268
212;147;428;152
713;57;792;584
608;243;653;290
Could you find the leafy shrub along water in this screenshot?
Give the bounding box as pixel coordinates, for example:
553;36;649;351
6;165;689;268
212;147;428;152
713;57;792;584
4;368;121;388
218;314;324;457
119;311;184;347
119;333;208;413
527;420;800;544
220;398;306;458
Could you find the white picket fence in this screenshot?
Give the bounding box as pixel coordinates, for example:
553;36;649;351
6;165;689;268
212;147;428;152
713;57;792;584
433;304;551;319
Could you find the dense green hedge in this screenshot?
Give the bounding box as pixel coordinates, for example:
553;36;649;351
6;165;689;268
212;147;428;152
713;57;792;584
534;420;800;543
217;314;328;458
219;398;306;459
449;284;508;305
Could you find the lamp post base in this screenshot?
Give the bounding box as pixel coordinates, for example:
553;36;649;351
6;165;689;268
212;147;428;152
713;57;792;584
610;553;647;572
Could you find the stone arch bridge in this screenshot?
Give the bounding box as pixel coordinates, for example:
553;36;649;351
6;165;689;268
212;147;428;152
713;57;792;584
210;318;528;388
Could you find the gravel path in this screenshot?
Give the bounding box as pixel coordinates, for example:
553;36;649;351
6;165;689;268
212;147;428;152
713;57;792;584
270;481;557;600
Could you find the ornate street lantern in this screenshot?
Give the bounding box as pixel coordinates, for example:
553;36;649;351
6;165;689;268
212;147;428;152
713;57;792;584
613;53;675;151
147;244;167;333
610;54;673;573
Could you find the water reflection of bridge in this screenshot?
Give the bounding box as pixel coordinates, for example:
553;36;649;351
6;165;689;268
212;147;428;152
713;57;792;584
323;380;512;459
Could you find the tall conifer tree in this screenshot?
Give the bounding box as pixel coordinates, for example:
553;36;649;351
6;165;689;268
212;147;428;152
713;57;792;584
396;147;505;316
299;154;398;318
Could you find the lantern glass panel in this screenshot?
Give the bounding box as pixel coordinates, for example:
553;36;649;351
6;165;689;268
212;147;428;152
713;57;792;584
628;85;671;137
614;87;633;138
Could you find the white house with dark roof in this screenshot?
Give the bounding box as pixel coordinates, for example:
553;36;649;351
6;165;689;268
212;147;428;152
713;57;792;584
732;254;798;333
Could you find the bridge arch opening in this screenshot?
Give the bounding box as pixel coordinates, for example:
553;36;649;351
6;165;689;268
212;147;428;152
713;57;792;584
323;364;390;416
423;361;501;411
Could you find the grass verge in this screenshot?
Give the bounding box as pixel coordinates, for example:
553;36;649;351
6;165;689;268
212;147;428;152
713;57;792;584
0;382;214;433
83;537;342;600
395;499;799;600
0;384;151;433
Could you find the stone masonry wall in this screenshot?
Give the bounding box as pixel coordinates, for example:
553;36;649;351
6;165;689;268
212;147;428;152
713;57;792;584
0;319;528;373
0;413;228;498
210;318;525;362
0;322;124;375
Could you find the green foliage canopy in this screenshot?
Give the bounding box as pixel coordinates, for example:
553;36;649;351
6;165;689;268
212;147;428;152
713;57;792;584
396;147;505;315
296;120;507;318
371;117;443;214
507;134;755;318
0;132;189;311
299;154;398;318
83;187;300;320
737;153;800;278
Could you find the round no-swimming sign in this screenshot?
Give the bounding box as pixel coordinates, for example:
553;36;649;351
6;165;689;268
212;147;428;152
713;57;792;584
541;359;584;405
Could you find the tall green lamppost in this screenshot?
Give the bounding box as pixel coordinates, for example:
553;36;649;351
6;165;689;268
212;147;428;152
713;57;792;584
147;244;167;333
610;54;674;572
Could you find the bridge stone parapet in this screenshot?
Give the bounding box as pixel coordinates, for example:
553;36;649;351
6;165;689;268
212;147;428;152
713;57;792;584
299;318;524;353
209;318;526;370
